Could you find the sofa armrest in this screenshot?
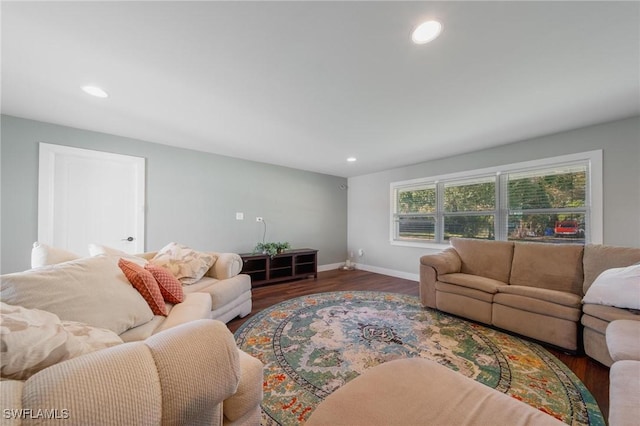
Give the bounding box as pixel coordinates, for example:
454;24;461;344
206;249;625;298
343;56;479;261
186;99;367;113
419;248;462;308
17;319;242;426
420;248;462;275
207;253;244;280
0;380;24;426
223;350;264;425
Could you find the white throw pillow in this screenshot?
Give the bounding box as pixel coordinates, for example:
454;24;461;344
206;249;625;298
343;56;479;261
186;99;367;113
88;243;148;266
150;242;216;285
0;256;154;334
31;242;80;268
582;264;640;310
0;303;123;380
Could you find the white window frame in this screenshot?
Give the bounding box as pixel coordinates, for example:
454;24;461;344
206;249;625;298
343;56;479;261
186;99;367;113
390;150;603;249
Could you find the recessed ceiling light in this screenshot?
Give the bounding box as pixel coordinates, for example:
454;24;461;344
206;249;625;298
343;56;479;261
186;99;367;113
412;20;442;44
347;157;357;162
82;85;109;98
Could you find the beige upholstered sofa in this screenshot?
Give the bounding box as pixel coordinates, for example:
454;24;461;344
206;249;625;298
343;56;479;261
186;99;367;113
0;319;264;426
420;238;640;354
25;242;252;330
2;252;248;343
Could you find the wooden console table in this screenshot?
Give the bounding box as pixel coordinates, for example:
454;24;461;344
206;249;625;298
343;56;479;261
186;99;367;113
239;248;318;287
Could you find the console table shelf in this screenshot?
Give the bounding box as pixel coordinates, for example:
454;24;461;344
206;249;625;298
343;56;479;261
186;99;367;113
240;248;318;287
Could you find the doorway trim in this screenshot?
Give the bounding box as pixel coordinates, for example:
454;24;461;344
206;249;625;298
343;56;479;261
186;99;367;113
38;143;146;253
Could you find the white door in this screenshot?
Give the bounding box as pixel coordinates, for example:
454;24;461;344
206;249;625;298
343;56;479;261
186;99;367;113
38;143;145;255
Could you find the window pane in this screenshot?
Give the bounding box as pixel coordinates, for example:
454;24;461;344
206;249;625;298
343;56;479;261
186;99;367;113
398;216;435;240
397;186;436;214
508;212;585;243
508;166;586;210
444;177;495;212
444;215;494;240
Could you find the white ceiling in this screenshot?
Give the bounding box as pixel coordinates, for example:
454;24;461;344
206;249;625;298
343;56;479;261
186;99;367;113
2;1;639;177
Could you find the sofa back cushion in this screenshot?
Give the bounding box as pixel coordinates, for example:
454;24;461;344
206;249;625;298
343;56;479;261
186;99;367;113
0;256;154;334
583;244;640;294
510;242;584;295
450;238;514;283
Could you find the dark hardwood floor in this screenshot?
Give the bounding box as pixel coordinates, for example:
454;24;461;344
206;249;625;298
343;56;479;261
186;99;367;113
227;269;610;421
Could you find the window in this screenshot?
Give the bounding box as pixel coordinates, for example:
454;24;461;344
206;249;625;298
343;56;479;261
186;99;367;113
443;176;495;241
391;151;602;247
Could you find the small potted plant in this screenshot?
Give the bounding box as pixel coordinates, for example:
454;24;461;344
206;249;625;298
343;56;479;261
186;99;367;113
255;242;290;258
275;242;290;254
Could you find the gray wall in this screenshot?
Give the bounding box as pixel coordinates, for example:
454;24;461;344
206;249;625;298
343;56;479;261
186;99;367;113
1;115;348;273
348;116;640;279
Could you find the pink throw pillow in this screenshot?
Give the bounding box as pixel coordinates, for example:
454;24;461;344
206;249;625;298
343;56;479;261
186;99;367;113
144;264;185;304
118;258;168;316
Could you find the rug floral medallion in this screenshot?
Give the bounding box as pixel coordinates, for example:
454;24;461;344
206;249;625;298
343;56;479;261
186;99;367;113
234;291;604;426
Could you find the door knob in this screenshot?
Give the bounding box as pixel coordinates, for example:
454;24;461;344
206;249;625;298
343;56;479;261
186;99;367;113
122;237;134;242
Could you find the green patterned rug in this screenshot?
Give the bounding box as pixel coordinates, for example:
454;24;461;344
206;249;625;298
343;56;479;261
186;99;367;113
235;291;604;426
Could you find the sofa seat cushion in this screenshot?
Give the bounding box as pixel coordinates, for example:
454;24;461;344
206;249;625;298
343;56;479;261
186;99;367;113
155;293;212;334
182;275;251;310
436;282;495;303
119;293;212;342
510;242;584;295
450;238;514;283
438;273;506;294
498;285;582;308
493;293;581;322
582;304;640;324
119;316;166;342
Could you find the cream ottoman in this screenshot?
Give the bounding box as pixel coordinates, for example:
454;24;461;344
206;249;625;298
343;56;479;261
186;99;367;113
606;320;640;362
606;320;640;426
306;358;564;426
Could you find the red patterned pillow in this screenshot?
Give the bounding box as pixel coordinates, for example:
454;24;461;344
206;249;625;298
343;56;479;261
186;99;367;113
144;264;184;304
118;258;168;316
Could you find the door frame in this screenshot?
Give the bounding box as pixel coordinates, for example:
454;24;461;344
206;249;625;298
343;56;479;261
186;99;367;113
38;143;146;253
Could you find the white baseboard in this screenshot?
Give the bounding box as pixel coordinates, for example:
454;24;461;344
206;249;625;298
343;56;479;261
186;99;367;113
318;262;419;282
318;262;344;272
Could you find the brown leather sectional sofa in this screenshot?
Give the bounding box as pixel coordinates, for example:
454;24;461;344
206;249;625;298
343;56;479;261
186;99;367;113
420;238;640;359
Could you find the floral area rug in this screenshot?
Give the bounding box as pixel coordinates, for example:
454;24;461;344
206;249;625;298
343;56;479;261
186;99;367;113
234;291;604;426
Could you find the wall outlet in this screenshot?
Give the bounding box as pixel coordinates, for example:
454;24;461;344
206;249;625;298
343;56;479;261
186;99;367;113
358;249;364;257
256;217;263;222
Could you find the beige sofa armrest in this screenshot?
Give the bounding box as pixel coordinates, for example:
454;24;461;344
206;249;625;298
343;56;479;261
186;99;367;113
16;319;242;426
420;248;462;275
419;248;462;308
207;253;244;280
223;350;264;425
0;379;24;426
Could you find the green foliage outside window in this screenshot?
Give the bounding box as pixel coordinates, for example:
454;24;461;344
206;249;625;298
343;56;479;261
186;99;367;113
395;164;588;244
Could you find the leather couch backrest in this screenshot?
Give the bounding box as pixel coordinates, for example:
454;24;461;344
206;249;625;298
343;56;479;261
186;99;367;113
583;244;640;294
510;242;584;295
450;238;514;283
